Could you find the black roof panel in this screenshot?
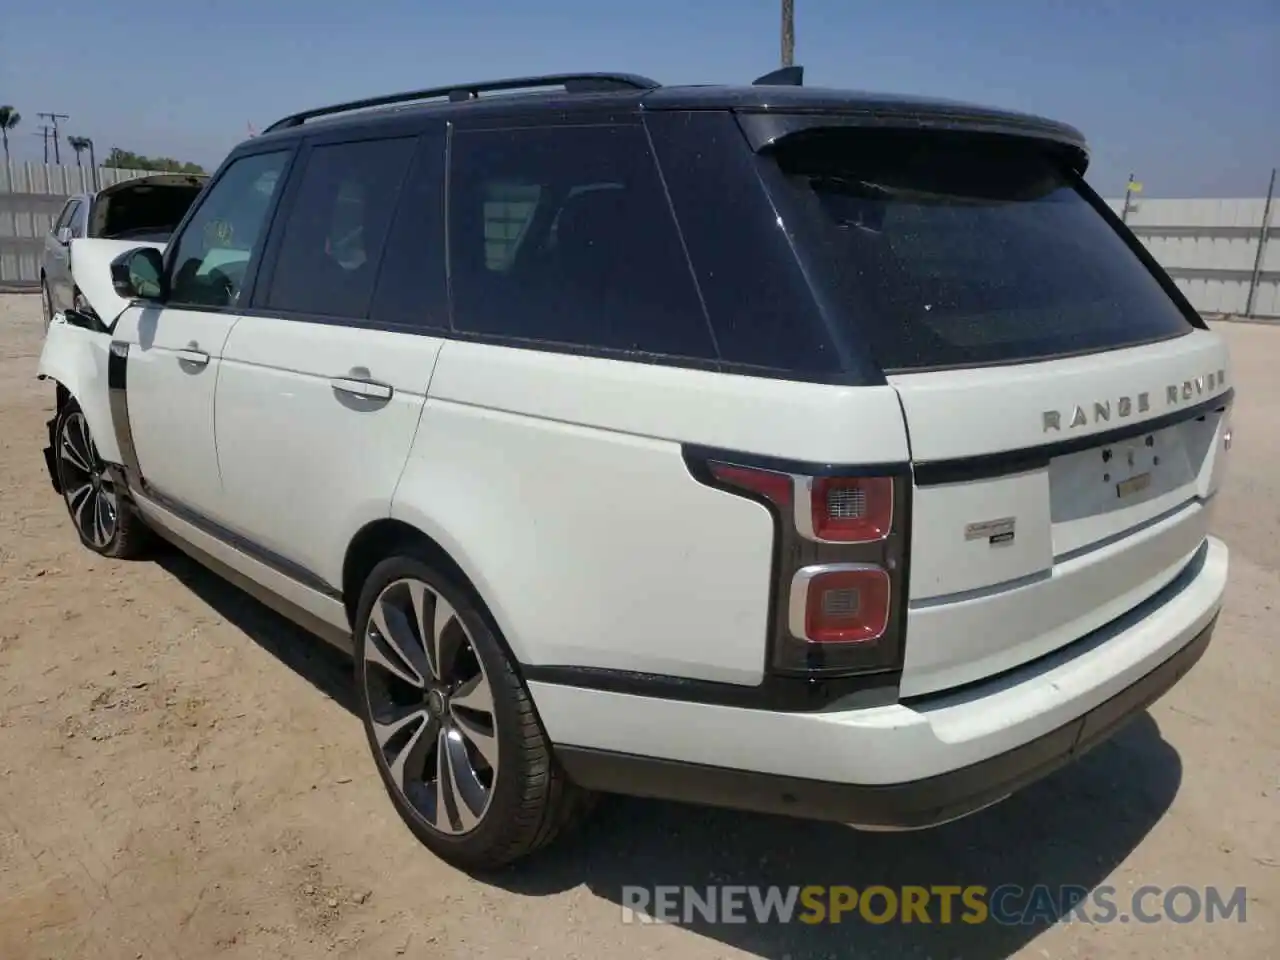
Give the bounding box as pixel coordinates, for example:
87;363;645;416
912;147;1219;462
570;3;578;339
246;78;1086;162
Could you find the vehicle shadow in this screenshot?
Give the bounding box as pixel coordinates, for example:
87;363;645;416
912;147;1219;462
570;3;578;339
154;546;358;713
153;545;1182;960
494;714;1181;959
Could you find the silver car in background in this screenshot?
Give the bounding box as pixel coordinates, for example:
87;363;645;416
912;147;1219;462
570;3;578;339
41;173;207;329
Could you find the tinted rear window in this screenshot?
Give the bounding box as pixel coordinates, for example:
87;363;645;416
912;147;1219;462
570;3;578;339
768;128;1193;372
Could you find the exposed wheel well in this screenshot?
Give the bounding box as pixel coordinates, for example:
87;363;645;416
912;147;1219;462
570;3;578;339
342;519;484;632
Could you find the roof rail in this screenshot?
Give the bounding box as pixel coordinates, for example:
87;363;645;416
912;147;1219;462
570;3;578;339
263;72;662;133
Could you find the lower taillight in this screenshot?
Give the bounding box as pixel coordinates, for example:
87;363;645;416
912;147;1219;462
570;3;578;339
690;453;909;678
792;564;890;644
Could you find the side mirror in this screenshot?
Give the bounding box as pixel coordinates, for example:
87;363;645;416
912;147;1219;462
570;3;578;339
110;247;166;301
55;226;73;245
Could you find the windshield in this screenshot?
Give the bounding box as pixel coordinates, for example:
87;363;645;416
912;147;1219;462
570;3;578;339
768;127;1194;372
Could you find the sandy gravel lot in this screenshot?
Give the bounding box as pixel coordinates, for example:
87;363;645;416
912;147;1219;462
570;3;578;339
0;292;1275;960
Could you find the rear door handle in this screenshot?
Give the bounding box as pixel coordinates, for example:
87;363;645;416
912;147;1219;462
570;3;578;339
177;342;210;367
330;375;393;402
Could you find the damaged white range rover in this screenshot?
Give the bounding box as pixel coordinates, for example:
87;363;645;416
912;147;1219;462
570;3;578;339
37;68;1233;870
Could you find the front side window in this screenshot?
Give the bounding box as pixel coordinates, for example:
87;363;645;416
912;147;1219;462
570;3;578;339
167;151;289;309
448;124;715;359
263;136;417;319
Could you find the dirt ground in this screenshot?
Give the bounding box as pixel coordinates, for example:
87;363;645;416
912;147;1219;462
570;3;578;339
0;292;1275;960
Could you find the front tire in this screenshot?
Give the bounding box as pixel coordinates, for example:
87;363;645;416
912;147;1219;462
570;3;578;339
353;553;592;870
54;399;149;559
41;280;53;332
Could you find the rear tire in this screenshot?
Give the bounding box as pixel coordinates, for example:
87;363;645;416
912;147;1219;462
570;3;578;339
53;398;150;559
353;552;593;870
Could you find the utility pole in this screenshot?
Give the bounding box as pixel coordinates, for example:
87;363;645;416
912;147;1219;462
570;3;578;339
781;0;795;67
34;125;52;164
1121;172;1142;224
38;111;69;164
86;138;99;191
1245;166;1276;319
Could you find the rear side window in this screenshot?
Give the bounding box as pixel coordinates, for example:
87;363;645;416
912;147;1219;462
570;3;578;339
769;128;1194;372
448;124;716;359
265;136;417;319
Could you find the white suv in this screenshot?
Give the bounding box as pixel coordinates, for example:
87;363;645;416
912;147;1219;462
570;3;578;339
37;70;1233;869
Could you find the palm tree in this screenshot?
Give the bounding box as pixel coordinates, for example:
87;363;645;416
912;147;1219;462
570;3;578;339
0;106;20;166
68;135;91;167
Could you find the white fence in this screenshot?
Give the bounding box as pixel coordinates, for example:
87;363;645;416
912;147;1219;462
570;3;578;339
0;161;157;288
1105;196;1278;319
2;159;1278;318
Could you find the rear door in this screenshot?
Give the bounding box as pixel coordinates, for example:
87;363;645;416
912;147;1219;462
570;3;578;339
765;126;1232;697
211;129;448;590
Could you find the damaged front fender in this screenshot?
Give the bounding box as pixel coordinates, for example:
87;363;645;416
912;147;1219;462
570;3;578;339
38;236;163;470
38;312;122;467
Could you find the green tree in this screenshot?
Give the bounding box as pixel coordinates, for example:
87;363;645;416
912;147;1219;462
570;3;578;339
104;146;205;174
0;106;20;166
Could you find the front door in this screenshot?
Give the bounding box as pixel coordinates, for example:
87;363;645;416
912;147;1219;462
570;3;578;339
115;149;293;519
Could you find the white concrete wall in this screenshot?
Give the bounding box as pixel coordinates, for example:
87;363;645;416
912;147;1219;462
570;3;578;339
0;162;159;287
1105;196;1278;319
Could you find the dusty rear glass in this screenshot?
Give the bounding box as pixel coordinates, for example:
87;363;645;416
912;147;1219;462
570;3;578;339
767;127;1194;373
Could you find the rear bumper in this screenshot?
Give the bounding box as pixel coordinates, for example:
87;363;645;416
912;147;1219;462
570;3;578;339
538;535;1227;828
557;613;1214;828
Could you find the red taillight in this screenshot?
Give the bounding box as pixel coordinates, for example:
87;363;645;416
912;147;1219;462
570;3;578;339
693;452;908;679
709;462;793;508
809;476;893;543
793;565;890;644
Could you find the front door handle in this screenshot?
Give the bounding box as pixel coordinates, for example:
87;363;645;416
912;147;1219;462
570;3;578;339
330;373;393;402
177;342;210;368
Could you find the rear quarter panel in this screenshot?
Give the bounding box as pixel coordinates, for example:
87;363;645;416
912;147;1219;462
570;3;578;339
391;340;909;684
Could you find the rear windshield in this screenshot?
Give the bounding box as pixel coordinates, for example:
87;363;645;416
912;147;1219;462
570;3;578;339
768;128;1194;373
